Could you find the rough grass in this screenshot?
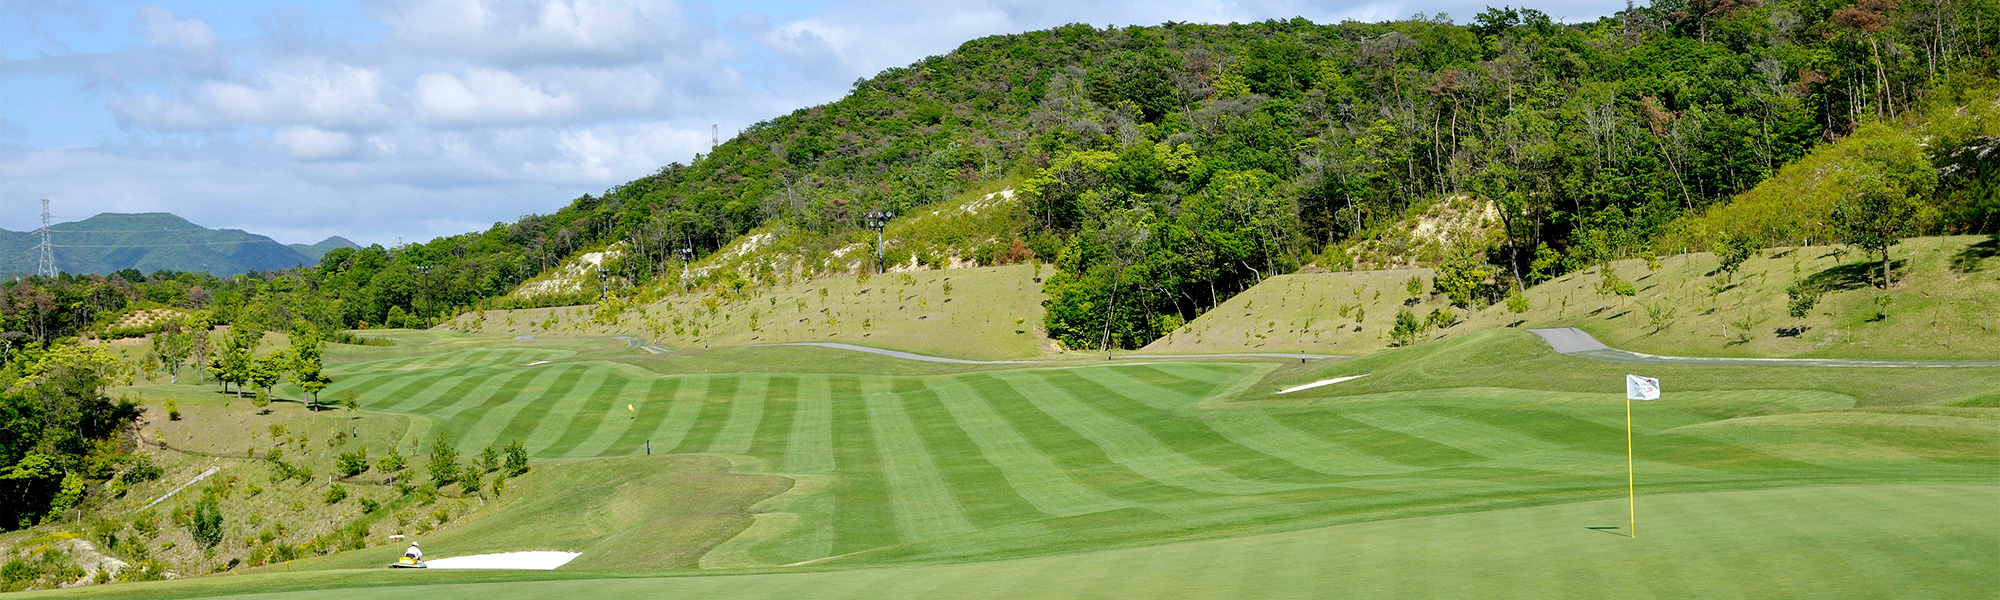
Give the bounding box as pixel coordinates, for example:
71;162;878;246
461;265;1052;360
1141;267;1438;355
1453;235;2000;360
1157;235;1999;360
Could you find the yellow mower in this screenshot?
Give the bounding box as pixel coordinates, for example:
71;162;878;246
390;542;427;568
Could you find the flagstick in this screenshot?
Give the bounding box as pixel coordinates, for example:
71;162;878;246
1626;397;1636;538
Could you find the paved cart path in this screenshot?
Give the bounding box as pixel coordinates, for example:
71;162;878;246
1529;327;2000;367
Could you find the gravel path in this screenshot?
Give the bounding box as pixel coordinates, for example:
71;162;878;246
1529;327;2000;367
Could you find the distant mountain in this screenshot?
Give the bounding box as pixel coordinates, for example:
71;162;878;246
289;236;360;262
0;213;318;277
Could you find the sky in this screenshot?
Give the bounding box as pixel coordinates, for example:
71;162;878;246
0;0;1621;247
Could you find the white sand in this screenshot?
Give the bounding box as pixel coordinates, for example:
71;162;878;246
423;551;580;570
1276;374;1367;394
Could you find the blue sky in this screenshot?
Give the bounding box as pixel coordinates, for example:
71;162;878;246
0;0;1620;246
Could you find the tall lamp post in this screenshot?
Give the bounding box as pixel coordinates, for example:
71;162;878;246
416;265;432;325
863;210;894;273
596;268;609;302
677;246;693;291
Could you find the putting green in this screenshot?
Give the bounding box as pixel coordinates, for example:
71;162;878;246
31;484;1994;599
296;336;1997;571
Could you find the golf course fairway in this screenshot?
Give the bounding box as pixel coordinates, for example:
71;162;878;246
20;484;1993;599
46;328;1996;599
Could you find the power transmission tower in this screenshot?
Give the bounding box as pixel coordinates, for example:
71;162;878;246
36;199;55;278
711;124;718;150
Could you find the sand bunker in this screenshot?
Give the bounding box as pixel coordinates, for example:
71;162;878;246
1276;374;1367;394
424;551;580;570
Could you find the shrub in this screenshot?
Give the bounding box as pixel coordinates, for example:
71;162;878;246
378;447;406;473
164;399;181;421
186;494;224;548
503;441;529;476
359;498;380;513
324;484;347;505
479;446;500;473
1390;308;1424;346
1786;279;1825;318
337;448;369;478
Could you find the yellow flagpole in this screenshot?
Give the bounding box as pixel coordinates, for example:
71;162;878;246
1626;397;1636;538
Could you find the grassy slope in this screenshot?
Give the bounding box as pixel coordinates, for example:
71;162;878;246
1157;235;1998;360
463;264;1053;360
1454;235;2000;360
1140;268;1438;355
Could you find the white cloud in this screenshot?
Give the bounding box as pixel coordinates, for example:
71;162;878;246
415;69;578;126
111;62;394;130
133;7;220;55
272;126;357;159
374;0;698;64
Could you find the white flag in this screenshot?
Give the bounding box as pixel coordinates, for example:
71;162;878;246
1626;374;1661;400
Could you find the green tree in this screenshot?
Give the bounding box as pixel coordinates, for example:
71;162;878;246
1832;175;1927;288
503;441;529;476
247;353;287;402
337;448;369;478
1390;308;1424;346
1714;233;1759;283
427;434;461;487
186;493;223;549
149;324;196;384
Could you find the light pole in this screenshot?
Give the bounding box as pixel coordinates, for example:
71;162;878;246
596;268;609;302
677;246;693;291
416;265;432;325
864;210;894;273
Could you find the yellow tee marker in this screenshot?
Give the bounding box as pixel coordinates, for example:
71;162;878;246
628;404;636;419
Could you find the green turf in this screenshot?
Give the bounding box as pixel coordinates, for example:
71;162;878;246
288;332;1999;571
58;327;1995;598
23;484;1994;599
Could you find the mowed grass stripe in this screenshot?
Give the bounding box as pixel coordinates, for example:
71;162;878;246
405;367;543;422
960;374;1216;505
1035;370;1334;486
433;365;585;450
672;377;740;453
894;383;1047;528
1339;406;1565;459
1066;366;1199;410
865;378;979;542
1198;410;1419;477
588;377;682;457
785;376;835;474
374;371;490;413
928;378;1133;517
829;376;900;555
520;370;624;456
994;372;1310;495
615;377;703;456
474;365;612;453
540;376;658;458
1259;411;1486;468
747;376;800;462
708;376;770;455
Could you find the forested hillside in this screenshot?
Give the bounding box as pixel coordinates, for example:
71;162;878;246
293;0;1993;346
